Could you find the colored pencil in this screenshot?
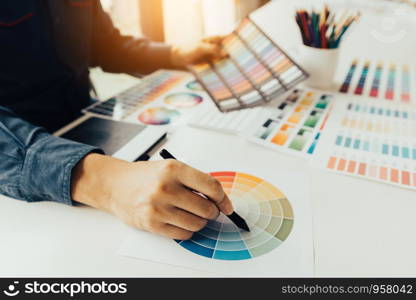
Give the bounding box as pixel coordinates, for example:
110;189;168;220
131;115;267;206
295;5;359;49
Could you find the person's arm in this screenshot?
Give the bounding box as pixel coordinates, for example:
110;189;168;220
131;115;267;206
90;2;227;74
0;106;234;240
0;106;100;204
71;154;234;240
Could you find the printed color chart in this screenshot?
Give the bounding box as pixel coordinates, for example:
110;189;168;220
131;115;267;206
339;59;415;104
176;172;294;260
83;70;205;126
188;106;269;135
314;97;416;191
83;70;188;120
250;89;334;158
189;18;308;112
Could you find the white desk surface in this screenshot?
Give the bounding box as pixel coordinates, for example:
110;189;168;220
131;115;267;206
1;124;415;277
1;0;416;277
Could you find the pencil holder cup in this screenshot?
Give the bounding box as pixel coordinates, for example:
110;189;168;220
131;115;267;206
300;45;340;90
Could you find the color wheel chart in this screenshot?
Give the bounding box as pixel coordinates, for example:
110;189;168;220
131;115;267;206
249;89;334;158
138;107;181;125
186;80;204;92
339;59;415;104
313;97;416;190
189;18;308;112
83;70;188;120
83;69;207;126
164;93;203;108
176;172;294;260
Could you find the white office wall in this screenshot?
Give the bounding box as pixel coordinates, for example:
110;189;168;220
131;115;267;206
202;0;236;36
164;0;262;46
162;0;204;47
202;0;263;37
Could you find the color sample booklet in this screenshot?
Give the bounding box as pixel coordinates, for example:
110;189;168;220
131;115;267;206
189;18;308;112
117;168;314;277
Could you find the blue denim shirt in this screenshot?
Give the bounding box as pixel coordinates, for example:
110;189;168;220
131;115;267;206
0;106;99;205
0;0;173;205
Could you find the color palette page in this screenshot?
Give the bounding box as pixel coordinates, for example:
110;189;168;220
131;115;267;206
339;59;415;105
248;89;334;158
312;96;416;191
118;169;313;277
189;18;308;112
187;106;271;135
84;70;208;126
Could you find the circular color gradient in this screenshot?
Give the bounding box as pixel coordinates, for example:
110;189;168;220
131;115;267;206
164;93;203;108
186;80;204;92
175;171;294;260
138;107;180;125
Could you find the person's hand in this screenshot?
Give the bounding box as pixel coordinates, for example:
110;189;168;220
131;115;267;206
170;35;228;68
71;154;234;240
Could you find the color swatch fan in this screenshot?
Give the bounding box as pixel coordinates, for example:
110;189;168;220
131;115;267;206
189;18;308;112
176;172;294;260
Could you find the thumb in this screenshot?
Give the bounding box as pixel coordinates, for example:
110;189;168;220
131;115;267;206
217;193;234;216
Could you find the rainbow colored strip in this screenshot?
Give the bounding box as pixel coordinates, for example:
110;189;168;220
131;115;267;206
385;64;396;100
401;66;411;103
369;63;383;98
354;61;370;95
339;60;358;93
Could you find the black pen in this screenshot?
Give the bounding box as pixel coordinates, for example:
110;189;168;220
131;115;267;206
159;149;250;232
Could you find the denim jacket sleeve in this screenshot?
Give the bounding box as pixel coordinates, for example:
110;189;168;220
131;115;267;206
0;106;101;205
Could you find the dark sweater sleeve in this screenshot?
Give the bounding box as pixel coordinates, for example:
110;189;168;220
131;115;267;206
90;1;175;75
0;106;101;205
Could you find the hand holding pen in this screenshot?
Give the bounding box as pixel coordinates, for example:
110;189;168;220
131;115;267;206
160;149;250;232
72;152;236;240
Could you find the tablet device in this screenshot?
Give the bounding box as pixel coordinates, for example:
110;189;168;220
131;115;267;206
60;117;166;162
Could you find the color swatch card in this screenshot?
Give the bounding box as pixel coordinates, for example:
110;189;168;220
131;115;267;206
189;18;308;112
247;89;334;158
312;97;416;191
118;169;313;277
83;70;206;126
339;59;415;104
